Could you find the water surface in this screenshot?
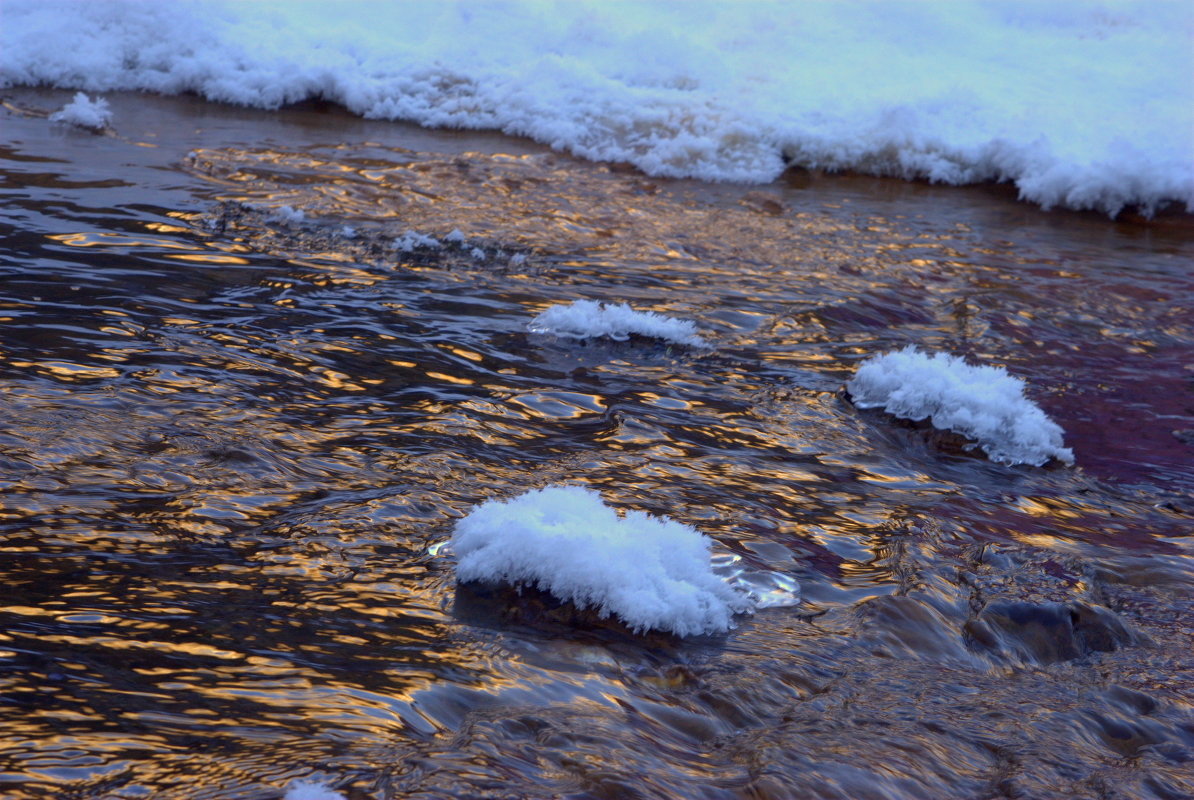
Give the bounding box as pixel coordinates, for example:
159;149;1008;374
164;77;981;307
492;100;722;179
2;90;1192;800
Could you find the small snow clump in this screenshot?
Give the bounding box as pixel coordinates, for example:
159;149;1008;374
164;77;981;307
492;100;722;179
49;92;111;130
452;485;754;636
394;229;440;251
529;299;705;346
269;205;305;224
846;346;1074;466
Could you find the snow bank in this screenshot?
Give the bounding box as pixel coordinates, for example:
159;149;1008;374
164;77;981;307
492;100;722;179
846;346;1073;467
451;486;754;636
48;91;110;130
3;1;1190;216
529;300;705;346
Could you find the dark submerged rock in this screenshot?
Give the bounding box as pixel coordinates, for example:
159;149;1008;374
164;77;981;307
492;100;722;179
965;600;1133;664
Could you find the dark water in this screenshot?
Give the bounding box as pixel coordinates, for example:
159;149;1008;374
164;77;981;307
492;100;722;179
2;90;1192;800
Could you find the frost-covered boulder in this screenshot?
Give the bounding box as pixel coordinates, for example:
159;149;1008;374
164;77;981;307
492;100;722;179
846;346;1073;467
452;485;752;636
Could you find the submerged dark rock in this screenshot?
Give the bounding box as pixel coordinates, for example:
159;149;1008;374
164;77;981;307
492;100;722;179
964;600;1134;664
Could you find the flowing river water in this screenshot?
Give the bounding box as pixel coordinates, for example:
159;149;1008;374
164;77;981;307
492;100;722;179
2;90;1192;800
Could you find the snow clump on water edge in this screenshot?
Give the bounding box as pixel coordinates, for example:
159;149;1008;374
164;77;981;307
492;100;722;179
846;346;1073;467
451;485;755;637
529;299;705;347
49;92;111;130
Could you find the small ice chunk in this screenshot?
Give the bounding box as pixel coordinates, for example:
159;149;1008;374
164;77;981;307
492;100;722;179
340;225;356;238
508;253;527;267
712;552;800;609
49;92;111;131
469;247;485;260
394;229;441;251
846;346;1074;467
270;205;305;224
452;485;754;636
529;299;705;346
445;228;466;243
284;780;345;800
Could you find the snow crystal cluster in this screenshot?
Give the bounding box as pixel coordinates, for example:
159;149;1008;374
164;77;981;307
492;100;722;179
269;205;305;224
48;92;111;131
451;486;755;637
393;230;440;251
529;300;705;347
846;346;1073;467
4;1;1189;215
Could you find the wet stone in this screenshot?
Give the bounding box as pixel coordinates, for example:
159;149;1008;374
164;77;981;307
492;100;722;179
965;601;1134;665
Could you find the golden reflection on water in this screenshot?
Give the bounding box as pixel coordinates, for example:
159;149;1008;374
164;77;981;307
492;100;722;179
1;115;1192;799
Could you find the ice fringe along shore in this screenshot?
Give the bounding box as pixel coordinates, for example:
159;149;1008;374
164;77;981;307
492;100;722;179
529;300;705;347
3;1;1190;217
451;486;755;637
846;346;1074;467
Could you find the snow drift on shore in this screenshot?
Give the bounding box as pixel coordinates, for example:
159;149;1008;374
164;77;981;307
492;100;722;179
529;300;705;346
847;346;1074;467
451;486;754;636
3;1;1190;217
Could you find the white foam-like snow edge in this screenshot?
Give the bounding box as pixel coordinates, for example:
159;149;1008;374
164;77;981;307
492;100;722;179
846;346;1073;467
48;91;111;130
529;300;705;346
4;1;1189;217
451;485;755;636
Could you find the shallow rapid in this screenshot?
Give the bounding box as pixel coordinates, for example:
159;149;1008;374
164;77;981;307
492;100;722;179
2;91;1192;800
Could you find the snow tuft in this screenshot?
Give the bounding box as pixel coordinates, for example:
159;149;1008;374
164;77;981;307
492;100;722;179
269;205;305;224
394;230;440;251
846;346;1073;467
48;92;111;130
529;300;705;346
451;485;754;636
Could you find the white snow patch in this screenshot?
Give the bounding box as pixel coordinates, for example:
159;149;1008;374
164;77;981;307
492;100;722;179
283;781;345;800
469;247;485;260
48;92;111;130
452;485;755;636
269;205;305;224
394;229;440;251
508;253;527;267
846;346;1073;467
445;228;466;243
529;300;705;346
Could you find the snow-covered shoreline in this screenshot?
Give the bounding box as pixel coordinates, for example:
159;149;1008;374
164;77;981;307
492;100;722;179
4;1;1190;218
